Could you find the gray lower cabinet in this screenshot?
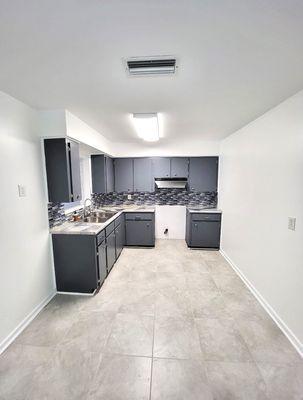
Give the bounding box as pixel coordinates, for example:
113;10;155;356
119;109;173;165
44;138;82;203
189;157;218;192
115;214;125;258
115;224;123;258
125;213;155;246
98;240;107;285
114;158;134;192
186;211;221;249
170;157;189;178
52;234;101;293
106;230;116;272
134;158;152;192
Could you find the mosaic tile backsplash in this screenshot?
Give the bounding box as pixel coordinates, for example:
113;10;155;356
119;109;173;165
48;189;217;227
92;189;217;208
48;203;84;228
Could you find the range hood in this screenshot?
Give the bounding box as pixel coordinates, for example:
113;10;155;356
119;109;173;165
155;177;188;189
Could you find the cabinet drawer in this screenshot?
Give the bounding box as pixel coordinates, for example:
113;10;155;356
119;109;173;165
114;213;124;227
125;212;153;221
105;221;115;236
191;213;221;222
96;230;105;245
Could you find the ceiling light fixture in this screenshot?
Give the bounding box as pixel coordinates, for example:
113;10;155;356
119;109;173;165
132;113;159;142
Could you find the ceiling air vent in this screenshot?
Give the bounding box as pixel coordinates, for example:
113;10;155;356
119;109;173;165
125;56;177;76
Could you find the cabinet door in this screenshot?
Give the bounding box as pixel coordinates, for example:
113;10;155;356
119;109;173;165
191;221;220;248
52;235;98;293
189;157;218;192
114;158;134;192
152;158;170;178
98;241;107;285
106;231;116;272
105;156;114;193
125;220;153;246
170;158;189;178
44;138;82;203
115;225;123;259
68;140;82;201
134;158;152;192
91;155;106;193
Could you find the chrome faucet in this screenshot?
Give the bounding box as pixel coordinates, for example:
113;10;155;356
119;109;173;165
83;198;92;218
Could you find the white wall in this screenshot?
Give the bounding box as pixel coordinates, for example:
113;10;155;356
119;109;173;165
38;109;221;158
219;90;303;351
0;91;56;352
155;206;186;239
65;111;112;155
112;139;220;158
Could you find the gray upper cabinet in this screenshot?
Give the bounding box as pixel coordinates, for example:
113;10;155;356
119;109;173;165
44;138;82;203
114;158;134;192
91;155;114;194
152;157;170;178
134;158;152;192
105;156;114;192
189;157;218;192
170;158;189;178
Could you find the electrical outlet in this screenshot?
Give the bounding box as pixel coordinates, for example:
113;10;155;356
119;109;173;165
18;184;26;197
127;194;132;200
288;217;296;231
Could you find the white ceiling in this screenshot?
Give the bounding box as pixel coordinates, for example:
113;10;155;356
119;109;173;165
1;0;303;143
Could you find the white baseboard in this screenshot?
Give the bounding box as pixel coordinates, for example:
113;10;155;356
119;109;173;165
220;249;303;358
0;291;56;355
57;290;96;296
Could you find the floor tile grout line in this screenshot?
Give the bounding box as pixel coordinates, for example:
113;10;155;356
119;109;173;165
149;311;156;400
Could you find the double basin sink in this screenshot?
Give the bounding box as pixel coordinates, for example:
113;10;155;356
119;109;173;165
82;210;118;224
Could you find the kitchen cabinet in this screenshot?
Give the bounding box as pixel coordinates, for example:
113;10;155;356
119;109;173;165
91;155;114;194
170;158;189;178
186;211;221;249
189;157;218;192
52;234;101;293
106;230;116;272
115;224;123;258
134;158;153;192
106;157;115;192
114;158;134;192
44;138;82;203
125;213;155;246
152;158;170;178
97;239;107;285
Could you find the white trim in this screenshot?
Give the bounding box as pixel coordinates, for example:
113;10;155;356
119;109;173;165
0;291;56;355
220;249;303;358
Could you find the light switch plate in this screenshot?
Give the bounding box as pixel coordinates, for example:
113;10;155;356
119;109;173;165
18;184;26;197
288;217;296;231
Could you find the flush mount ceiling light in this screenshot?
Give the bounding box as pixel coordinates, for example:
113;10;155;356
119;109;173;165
132;113;159;142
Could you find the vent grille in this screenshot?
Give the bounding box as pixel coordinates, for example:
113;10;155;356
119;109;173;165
126;57;177;76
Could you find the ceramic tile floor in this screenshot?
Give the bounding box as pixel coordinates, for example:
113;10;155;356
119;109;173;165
0;239;302;400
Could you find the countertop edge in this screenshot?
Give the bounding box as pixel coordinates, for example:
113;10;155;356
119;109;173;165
50;208;155;236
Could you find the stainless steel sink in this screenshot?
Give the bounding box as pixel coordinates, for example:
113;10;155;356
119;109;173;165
81;211;117;223
82;216;108;223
